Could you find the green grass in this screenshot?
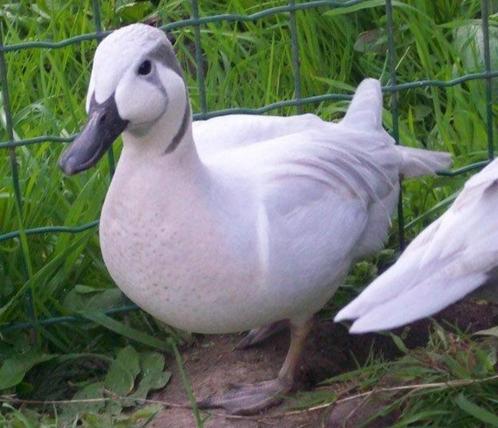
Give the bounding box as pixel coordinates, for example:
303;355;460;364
283;327;498;426
0;0;497;426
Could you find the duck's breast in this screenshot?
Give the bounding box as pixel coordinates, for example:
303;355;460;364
99;159;316;333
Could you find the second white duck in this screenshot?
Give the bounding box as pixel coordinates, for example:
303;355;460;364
336;158;498;333
59;23;451;414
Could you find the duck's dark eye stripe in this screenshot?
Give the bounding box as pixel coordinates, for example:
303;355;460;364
138;60;152;75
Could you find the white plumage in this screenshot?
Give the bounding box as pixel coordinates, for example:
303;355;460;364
59;23;452;413
335;159;498;334
99;78;450;334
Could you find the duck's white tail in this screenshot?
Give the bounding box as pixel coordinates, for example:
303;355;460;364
342;78;383;131
343;78;451;176
396;146;452;177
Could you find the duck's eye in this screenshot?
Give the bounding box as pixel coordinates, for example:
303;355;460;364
137;60;152;76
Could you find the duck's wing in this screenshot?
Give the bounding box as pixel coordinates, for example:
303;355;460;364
208;79;448;296
204;122;400;307
193;113;329;159
335;159;498;333
258;132;399;290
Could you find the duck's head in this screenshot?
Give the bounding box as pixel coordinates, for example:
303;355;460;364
59;23;189;175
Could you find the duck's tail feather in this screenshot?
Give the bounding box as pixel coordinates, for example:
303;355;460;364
342;78;383;131
335;270;488;334
396;146;452;177
342;78;452;176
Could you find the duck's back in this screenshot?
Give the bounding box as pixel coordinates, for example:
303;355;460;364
193;113;329;158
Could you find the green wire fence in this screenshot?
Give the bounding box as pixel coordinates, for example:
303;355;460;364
0;0;496;333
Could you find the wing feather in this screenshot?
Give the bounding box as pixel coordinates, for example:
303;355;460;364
335;159;498;332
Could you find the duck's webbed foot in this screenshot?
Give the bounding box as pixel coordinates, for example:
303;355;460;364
235;320;288;350
197;378;291;415
198;318;314;415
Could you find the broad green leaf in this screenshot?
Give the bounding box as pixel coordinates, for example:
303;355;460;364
74;284;101;294
115;404;162;427
85;289;127;312
455;393;498;427
127;352;171;405
63;382;105;420
104;346;140;396
63;287;126;313
0;352;56;390
78;412;112;428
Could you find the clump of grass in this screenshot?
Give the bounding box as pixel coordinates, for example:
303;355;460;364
0;0;497;425
314;327;498;426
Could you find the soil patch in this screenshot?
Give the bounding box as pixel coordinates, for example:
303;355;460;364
150;299;498;427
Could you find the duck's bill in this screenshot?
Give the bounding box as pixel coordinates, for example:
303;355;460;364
59;96;128;175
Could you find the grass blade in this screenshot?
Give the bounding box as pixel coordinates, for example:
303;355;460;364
79;311;170;352
454;393;498;427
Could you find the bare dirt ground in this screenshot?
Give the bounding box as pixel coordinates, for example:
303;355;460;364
150;299;498;428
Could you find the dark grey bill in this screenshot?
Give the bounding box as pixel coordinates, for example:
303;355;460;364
59;94;128;175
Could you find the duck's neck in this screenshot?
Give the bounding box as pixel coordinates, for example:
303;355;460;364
120;100;203;171
113;103;212;213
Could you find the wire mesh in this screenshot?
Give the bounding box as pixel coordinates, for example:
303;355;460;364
0;0;496;332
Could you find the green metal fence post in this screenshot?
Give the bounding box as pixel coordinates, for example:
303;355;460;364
481;0;495;160
191;0;208;118
385;0;405;251
0;27;37;340
289;0;303;114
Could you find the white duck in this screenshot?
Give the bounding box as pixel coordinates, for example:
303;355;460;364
59;23;451;414
336;159;498;334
